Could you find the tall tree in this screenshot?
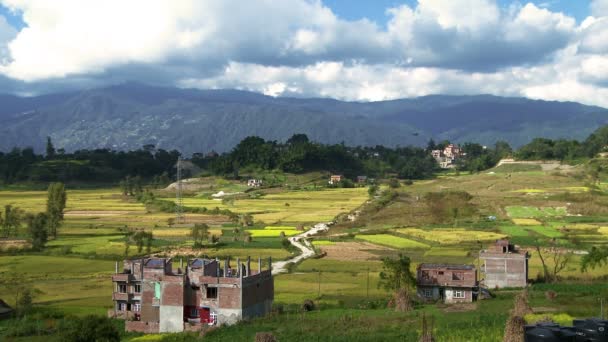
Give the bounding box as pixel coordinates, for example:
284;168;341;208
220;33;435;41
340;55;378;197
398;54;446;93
45;136;56;159
46;182;67;238
191;223;210;248
27;213;48;250
1;204;23;238
378;254;416;292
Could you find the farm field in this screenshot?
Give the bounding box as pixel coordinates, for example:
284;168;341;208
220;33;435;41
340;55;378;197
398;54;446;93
167;187;368;224
2;167;608;341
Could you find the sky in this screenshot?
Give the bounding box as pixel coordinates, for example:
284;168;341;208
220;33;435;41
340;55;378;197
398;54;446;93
0;1;607;107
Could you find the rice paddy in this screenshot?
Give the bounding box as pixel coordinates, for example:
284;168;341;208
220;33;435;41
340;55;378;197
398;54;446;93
356;234;430;249
394;228;506;244
506;206;567;218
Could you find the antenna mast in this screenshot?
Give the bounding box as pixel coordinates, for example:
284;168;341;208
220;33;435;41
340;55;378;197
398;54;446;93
176;156;185;224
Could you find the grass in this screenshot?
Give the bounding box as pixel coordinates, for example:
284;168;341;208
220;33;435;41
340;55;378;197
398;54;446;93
506;206;567;219
394;228;506;244
248;230;300;238
512;218;542;226
171;188;368;224
499;225;531;237
356;234;430;249
424;248;470;257
312;240;336;246
525;226;564;238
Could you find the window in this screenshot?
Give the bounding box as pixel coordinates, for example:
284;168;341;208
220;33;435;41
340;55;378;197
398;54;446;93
134;284;142;293
133;303;141;312
118;284;127;293
438;271;444;275
454;290;465;299
452;272;464;281
190;307;199;317
421;271;430;279
423;289;432;298
119;302;127;311
206;286;218;299
154;282;161;299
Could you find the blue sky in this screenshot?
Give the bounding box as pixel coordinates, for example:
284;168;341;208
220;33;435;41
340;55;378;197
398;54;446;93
0;0;606;107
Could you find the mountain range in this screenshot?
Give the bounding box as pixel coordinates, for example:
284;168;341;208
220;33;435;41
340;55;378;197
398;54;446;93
1;83;607;155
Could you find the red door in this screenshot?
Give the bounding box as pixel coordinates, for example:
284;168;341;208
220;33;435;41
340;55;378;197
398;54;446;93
200;307;210;323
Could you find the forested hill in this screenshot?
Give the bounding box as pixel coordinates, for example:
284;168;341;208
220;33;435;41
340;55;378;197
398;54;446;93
0;83;607;154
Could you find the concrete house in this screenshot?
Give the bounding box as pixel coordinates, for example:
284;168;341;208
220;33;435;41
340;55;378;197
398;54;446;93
110;257;274;333
356;176;368;184
416;264;477;303
247;179;263;187
328;175;343;185
480;239;529;289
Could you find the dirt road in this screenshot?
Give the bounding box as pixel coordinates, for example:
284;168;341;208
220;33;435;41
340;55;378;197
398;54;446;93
271;222;330;275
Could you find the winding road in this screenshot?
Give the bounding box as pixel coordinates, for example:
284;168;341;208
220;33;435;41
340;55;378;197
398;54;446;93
271;222;330;275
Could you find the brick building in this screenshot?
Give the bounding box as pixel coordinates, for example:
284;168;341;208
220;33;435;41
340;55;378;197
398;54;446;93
328;175;343;185
416;264;477;303
480;239;529;289
110;257;274;333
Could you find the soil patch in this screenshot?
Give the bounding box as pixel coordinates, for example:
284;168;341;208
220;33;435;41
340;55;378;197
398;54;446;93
319;241;391;261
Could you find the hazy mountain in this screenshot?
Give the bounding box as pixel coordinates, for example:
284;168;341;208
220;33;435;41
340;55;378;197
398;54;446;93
0;83;606;154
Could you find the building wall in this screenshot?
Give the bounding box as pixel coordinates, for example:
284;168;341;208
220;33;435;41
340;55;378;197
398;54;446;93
159;276;184;333
482;255;528;288
444;287;473;303
126;321;160;333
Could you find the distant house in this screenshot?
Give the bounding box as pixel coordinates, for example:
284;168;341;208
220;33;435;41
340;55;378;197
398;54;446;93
0;299;13;320
430;144;464;169
480;239;529;289
247;179;263;187
356;176;368;184
329;175;343;185
416;264;477;303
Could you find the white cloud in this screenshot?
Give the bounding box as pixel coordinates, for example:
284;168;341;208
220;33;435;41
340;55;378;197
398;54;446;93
0;0;606;108
591;0;608;17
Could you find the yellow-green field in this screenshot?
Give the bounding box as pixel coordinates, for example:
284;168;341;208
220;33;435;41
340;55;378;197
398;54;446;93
173;188;368;224
394;228;506;244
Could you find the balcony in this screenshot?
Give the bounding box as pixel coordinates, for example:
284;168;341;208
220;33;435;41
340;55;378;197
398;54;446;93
112;274;134;282
112;292;136;301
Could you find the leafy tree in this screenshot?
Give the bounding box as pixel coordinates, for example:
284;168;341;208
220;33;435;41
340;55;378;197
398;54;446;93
27;212;48;250
1;204;23;238
16;287;33;317
131;231;153;254
191;223;210;248
581;246;608;272
378;254;416;292
46;182;67;238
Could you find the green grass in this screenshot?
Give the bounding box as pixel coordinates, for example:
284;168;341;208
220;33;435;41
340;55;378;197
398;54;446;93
424;248;470;257
499;225;531;237
526;225;564;238
506;206;567;218
356;234;430;249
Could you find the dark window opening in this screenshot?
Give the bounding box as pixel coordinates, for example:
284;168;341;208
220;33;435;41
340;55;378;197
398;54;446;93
452;272;464;281
118;284;127;293
206;287;218;299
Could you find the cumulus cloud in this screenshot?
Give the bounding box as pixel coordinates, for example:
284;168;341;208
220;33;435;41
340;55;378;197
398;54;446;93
0;0;606;108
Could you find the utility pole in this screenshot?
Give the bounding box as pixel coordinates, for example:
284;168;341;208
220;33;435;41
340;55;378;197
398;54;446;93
176;156;185;224
317;270;322;298
366;267;370;299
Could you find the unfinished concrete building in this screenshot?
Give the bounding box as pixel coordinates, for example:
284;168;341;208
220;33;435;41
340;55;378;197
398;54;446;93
416;263;477;303
110;257;274;333
480;239;529;289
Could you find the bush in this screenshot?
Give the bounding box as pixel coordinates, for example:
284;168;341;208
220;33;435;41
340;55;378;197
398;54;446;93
302;299;315;312
388;178;401;188
58;315;120;342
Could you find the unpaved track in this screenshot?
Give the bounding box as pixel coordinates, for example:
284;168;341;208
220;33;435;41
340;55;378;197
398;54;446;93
271;222;330;275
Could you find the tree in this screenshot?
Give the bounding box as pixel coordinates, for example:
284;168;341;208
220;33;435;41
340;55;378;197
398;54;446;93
46;182;67;238
191;223;210;248
534;238;572;283
581;246;608;272
27;212;48;250
1;204;23;238
131;231;153;254
46;136;56;159
0;273;32;317
378;254;416;292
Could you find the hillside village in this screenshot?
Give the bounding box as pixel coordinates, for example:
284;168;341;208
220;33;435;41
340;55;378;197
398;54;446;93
2;129;608;341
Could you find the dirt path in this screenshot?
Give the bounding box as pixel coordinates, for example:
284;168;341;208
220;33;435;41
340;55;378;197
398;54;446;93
272;222;330;275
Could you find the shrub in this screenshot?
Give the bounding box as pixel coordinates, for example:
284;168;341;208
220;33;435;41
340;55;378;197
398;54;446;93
302;299;315;312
